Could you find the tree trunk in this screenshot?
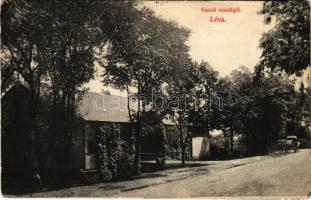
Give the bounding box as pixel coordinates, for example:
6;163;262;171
230;131;234;157
126;86;142;175
29;87;41;173
181;145;186;165
178;126;186;166
133;125;141;175
224;130;228;158
133;83;142;175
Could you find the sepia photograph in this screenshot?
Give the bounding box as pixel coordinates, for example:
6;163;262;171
1;0;311;198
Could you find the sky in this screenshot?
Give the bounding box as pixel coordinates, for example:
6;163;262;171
86;1;275;94
142;1;273;76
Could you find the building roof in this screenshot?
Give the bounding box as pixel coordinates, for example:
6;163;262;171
1;81;29;98
78;92;175;125
78;92;136;123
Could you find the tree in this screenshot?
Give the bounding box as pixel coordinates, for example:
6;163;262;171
101;6;191;173
215;77;235;157
165;60;219;164
164;58;196;165
258;0;310;74
40;1;104;181
285;81;311;140
1;0;109;176
216;67;254;156
218;67;299;155
249;73;295;154
2;0;52;170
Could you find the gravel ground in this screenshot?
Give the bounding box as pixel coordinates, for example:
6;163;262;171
10;149;311;198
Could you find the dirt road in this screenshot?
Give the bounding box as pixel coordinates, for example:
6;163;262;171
21;149;311;198
117;149;311;198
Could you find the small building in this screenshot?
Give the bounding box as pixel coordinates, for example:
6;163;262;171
2;85;209;190
192;135;210;160
191;128;211;160
78;92;210;169
77;92;134;172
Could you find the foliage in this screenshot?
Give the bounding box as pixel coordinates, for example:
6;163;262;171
217;67;303;155
101;6;191;171
209;136;227;160
258;1;310;74
163;127;183;160
163;59;219;163
97;123;135;181
117;134;136;178
1;0;121;173
97;126;111;181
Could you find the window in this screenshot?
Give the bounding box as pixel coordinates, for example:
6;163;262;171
85;140;96;155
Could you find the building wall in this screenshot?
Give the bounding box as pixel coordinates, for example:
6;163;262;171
70;122;87;170
192;136;210;160
42;121;85;170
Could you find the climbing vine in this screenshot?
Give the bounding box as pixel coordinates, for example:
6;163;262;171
96;123;135;181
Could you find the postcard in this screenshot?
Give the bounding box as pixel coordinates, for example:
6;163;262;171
1;0;310;199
